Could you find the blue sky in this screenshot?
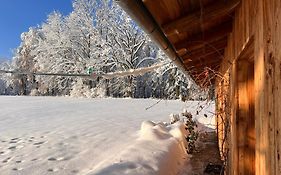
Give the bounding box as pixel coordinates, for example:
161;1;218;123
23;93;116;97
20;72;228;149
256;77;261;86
0;0;73;59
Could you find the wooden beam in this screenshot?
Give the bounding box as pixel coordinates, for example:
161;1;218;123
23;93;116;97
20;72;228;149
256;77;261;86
185;51;224;67
179;36;228;56
162;0;240;36
176;49;188;57
181;38;227;59
175;21;232;52
183;49;224;64
181;37;227;53
193;59;222;69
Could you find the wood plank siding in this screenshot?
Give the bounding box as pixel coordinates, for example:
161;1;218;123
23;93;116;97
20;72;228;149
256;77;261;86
217;0;281;174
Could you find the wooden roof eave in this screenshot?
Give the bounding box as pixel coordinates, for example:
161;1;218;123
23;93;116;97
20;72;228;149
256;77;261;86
115;0;189;75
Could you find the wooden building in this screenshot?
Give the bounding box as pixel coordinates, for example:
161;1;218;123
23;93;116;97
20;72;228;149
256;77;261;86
116;0;281;174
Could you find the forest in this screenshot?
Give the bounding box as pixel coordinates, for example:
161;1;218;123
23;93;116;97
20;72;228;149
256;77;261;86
0;0;206;100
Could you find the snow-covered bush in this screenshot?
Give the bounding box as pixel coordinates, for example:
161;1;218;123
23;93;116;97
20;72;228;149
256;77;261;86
169;113;180;124
90;85;107;98
30;89;39;96
70;79;92;98
168;109;199;154
182;109;199;154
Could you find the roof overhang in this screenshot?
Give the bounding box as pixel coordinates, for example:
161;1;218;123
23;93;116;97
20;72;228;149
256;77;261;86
115;0;240;87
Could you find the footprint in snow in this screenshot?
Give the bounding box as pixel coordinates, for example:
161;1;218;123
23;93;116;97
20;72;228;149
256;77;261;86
8;146;17;151
9;138;21;144
48;157;65;161
15;160;23;164
12;167;23;171
11;138;19;141
31;158;38;161
0;150;12;155
9;140;18;144
2;157;12;163
33;141;47;148
47;168;59;172
33;141;45;146
48;157;57;161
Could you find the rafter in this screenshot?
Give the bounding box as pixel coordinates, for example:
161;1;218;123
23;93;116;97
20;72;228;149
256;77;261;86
178;36;228;57
162;0;240;36
184;51;224;67
183;49;225;64
175;21;232;52
191;58;222;69
182;39;227;60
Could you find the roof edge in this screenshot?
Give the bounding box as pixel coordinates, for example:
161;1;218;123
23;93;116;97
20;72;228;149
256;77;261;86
115;0;189;75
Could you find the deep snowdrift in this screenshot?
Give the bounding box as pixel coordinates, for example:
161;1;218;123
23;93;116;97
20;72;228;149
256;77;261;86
91;121;188;175
0;96;215;175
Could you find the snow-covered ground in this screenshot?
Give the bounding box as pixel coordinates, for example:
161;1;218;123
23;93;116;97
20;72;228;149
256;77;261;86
0;96;215;175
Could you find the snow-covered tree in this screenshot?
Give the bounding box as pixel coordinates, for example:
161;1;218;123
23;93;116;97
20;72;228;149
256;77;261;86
9;28;41;95
66;0;103;70
0;59;12;94
95;2;159;97
66;0;107;95
33;12;71;95
6;0;203;100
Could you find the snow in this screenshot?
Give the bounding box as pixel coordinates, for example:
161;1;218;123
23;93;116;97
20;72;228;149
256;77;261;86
93;121;188;175
183;100;216;131
0;0;202;100
0;96;215;175
169;113;180;124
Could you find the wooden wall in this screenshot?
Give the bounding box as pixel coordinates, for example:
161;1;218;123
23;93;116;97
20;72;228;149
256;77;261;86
216;0;281;174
